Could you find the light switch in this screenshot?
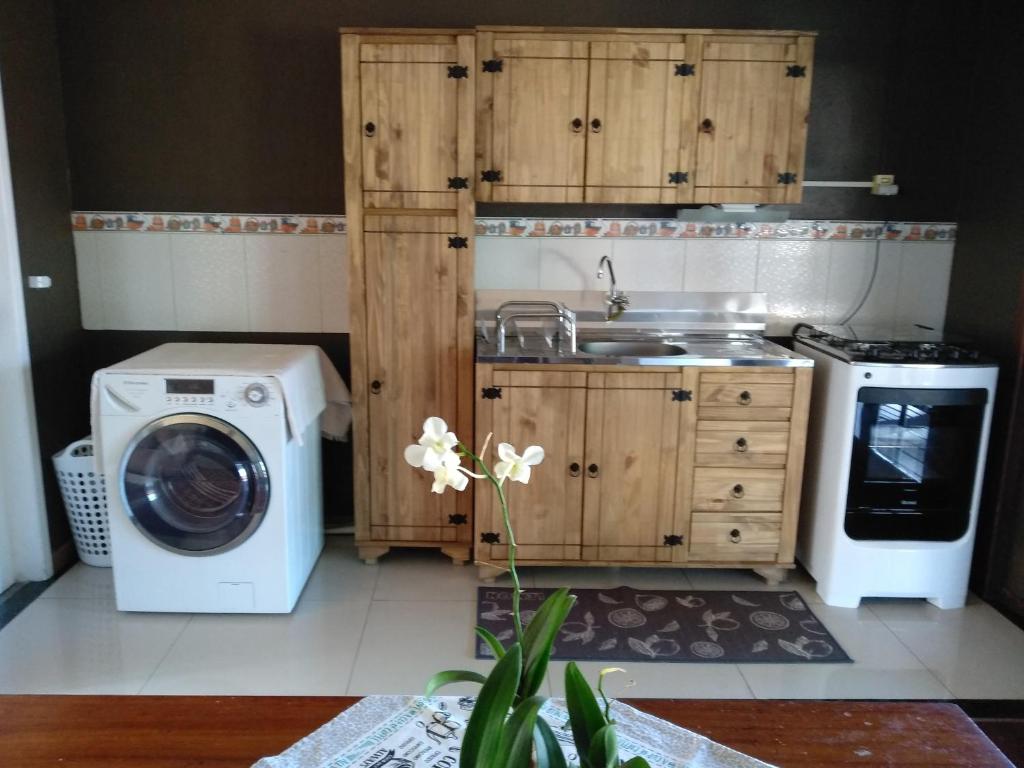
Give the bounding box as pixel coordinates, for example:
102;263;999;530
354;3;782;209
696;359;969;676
26;275;52;289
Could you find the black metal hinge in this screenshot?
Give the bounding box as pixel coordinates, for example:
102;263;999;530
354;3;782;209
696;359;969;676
480;531;501;544
663;534;685;546
481;386;502;400
448;236;468;249
447;176;469;190
667;171;689;184
675;63;696;76
671;389;692;402
777;172;798;185
448;513;468;525
786;65;807;78
481;169;503;183
482;59;504;73
447;64;469;79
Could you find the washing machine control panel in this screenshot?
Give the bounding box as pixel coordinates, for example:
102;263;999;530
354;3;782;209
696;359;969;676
99;374;282;416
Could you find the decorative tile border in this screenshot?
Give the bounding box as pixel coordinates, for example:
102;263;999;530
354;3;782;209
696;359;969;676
70;213;956;241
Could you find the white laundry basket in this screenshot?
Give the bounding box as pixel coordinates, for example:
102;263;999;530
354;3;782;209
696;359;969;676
53;437;111;567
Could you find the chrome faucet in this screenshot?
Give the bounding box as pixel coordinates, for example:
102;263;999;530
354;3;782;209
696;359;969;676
597;255;630;319
495;301;576;354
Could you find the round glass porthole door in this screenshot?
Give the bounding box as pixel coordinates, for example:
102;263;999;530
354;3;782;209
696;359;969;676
120;414;270;555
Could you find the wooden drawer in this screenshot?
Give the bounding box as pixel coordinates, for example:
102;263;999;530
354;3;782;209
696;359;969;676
689;513;782;561
692;467;785;511
695;421;789;468
699;375;794;411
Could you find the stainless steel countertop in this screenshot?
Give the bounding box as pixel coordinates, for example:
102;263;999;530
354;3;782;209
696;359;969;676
476;330;813;367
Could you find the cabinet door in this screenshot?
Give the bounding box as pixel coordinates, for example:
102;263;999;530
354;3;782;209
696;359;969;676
585;40;698;203
582;372;696;562
359;40;469;209
478;36;588;202
475;370;587;562
694;36;813;204
363;216;462;541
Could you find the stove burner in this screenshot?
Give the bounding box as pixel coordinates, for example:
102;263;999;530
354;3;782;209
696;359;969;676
801;329;984;364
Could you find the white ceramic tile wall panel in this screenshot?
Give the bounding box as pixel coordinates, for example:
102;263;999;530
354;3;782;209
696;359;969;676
97;232;176;330
537;238;609;291
318;234;349;333
72;232;104;329
610;239;686;291
756;240;831;335
683;240;758;292
824;241;883;326
243;234;323;333
474;236;541;290
895;242;954;330
170;234;248;332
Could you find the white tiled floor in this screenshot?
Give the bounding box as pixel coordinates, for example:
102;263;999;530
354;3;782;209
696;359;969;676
2;536;1024;700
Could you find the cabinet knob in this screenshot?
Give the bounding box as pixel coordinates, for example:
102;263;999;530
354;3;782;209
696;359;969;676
370;380;382;394
729;528;742;543
730;483;745;499
734;437;748;453
568;462;581;477
737;390;752;405
364;122;376;137
587;463;600;478
571;117;583;133
590;118;602;134
700;118;714;134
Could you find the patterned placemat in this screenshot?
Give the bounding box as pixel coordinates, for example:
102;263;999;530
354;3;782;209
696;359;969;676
476;586;851;663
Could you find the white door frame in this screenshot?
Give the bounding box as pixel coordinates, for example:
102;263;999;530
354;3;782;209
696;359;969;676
0;71;53;589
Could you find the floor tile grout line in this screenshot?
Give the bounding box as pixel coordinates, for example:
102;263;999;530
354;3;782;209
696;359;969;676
136;614;195;695
862;602;957;699
343;596;384;695
734;664;759;699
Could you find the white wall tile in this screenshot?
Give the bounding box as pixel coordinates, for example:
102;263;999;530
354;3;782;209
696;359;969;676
756;240;830;334
318;235;349;333
243;235;322;332
72;232;104;329
97;232;176;330
610;239;685;291
825;240;902;327
475;237;540;290
683;240;758;292
537;239;609;291
170;234;248;332
895;242;954;331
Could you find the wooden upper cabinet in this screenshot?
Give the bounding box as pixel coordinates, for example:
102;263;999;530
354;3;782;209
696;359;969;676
585;39;699;204
477;35;589;202
357;37;474;209
362;215;462;541
694;35;814;204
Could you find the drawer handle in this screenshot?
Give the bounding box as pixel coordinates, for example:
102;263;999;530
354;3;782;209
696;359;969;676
737;390;752;405
590;118;602;133
571;117;584;133
734;437;748;453
587;463;600;478
364;121;376;137
731;484;745;499
370;380;382;394
568;462;581;478
729;528;742;543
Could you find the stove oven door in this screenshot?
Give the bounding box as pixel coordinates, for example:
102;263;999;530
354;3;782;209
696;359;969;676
845;387;987;541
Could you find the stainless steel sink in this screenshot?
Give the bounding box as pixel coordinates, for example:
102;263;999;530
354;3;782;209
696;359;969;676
578;340;687;357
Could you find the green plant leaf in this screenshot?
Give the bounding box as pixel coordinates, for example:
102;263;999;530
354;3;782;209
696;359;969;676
621;758;653;768
460;643;522;768
534;716;569;768
587;724;618;768
495;695;547;768
475;625;506;660
564;661;607;767
520;588;576;698
424;669;487;697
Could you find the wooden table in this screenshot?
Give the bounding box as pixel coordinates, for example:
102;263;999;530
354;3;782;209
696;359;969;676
0;695;1011;767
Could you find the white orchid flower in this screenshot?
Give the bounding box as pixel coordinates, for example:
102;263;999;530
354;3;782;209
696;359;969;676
430;462;471;494
494;443;545;485
404;417;459;471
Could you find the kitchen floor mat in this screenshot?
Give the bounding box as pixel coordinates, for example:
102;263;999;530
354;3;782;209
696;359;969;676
475;586;851;663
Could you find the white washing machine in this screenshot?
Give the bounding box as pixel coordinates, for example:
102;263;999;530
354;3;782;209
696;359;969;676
93;344;326;613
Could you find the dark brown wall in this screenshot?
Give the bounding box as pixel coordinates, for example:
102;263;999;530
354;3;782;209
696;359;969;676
1;0;88;563
55;0;973;221
944;1;1024;611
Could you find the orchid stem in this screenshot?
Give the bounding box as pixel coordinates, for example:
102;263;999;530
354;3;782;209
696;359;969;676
459;441;524;645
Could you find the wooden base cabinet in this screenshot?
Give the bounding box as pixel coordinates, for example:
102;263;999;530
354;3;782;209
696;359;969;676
474;365;811;583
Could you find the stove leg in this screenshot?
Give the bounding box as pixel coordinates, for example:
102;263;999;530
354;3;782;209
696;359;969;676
927;592;967;610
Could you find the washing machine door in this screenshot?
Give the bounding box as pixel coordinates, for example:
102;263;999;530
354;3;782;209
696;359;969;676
120;414;270;555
